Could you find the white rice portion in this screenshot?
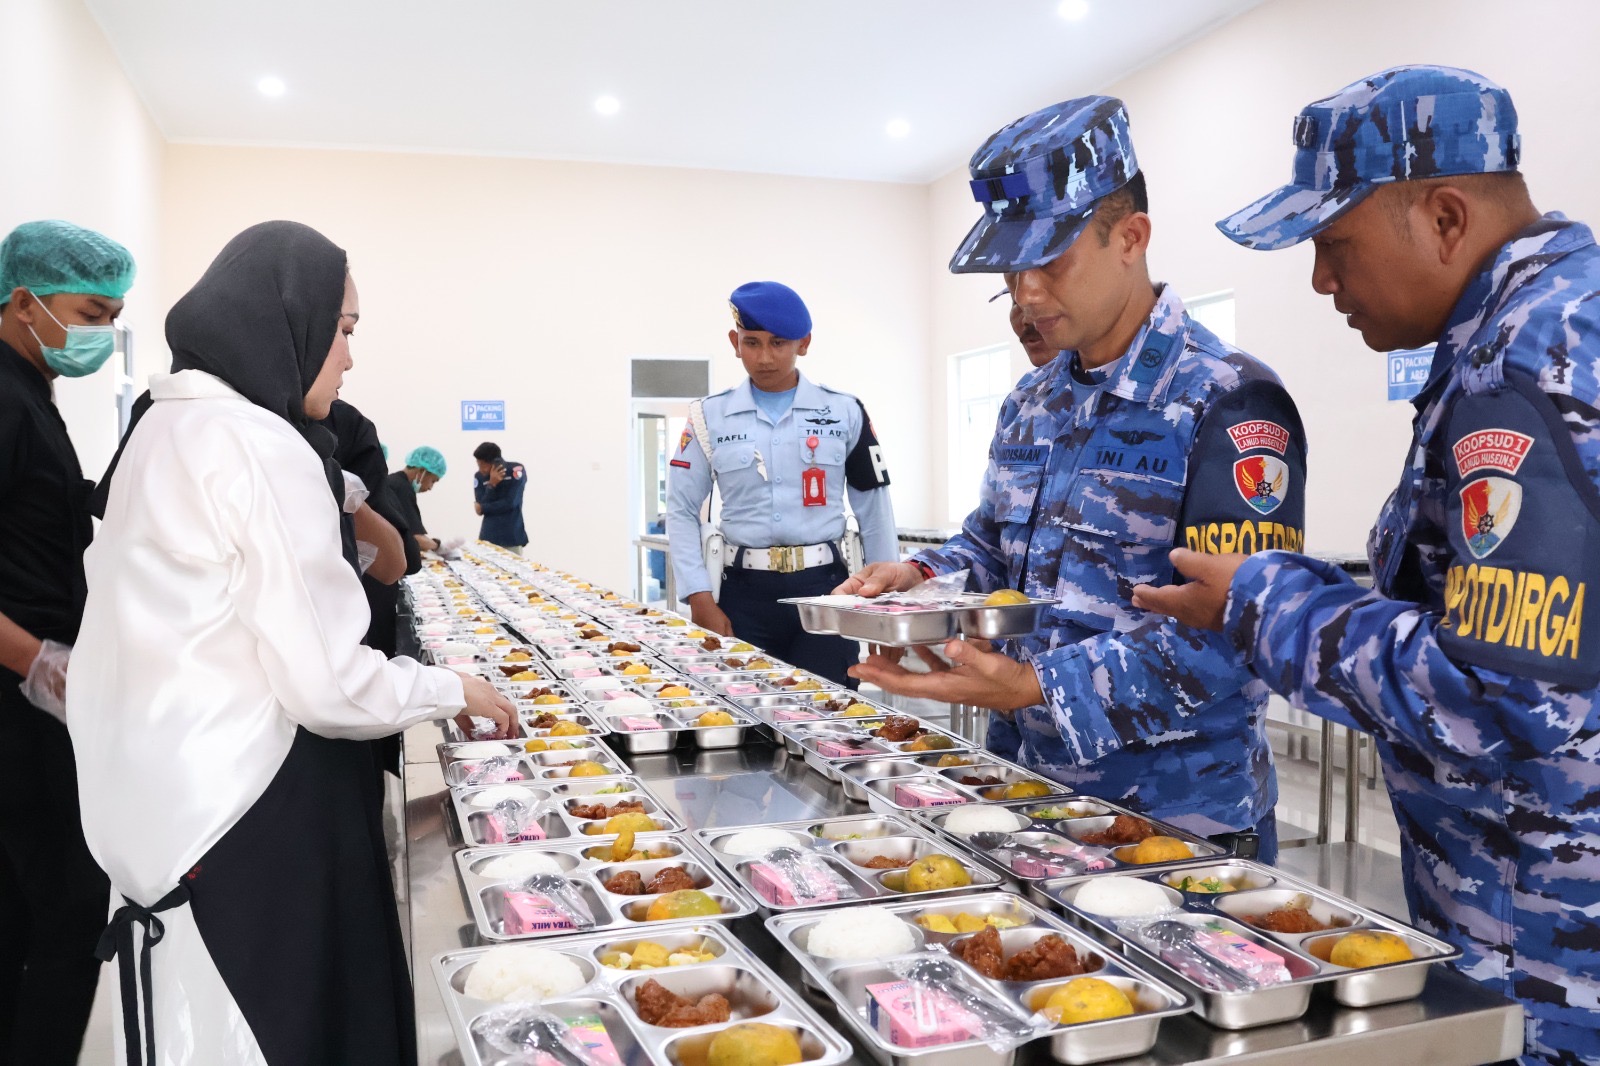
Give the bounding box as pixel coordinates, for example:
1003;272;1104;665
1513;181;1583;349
469;785;539;809
721;829;810;857
806;906;916;960
453;742;515;760
1073;876;1179;918
463;945;586;1002
479;851;565;880
941;805;1028;837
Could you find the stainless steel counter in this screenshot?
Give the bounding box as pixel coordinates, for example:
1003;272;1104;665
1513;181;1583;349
402;726;1523;1066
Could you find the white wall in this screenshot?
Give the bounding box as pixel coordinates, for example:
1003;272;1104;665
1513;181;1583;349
926;0;1600;554
159;145;933;589
0;0;165;479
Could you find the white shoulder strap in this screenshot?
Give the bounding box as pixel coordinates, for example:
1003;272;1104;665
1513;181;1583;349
688;399;714;461
688;399;717;523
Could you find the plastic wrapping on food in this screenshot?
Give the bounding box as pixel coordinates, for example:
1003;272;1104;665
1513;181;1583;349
472;1005;610;1065
884;953;1052;1053
747;846;858;907
898;568;972;603
1131;919;1290;992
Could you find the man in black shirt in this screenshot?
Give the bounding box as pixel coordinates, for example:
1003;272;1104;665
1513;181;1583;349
0;220;135;1064
388;445;452;556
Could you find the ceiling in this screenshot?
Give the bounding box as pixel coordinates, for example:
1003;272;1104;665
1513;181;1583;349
87;0;1264;184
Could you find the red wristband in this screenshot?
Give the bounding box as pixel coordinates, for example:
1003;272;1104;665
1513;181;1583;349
909;559;936;580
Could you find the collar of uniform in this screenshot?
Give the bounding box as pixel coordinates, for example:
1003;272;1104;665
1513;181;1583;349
1430;213;1592;398
150;368;249;402
726;372;826;416
0;338;50;401
1099;283;1187;406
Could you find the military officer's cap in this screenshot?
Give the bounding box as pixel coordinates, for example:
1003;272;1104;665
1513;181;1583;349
1219;65;1520;251
949;95;1139;274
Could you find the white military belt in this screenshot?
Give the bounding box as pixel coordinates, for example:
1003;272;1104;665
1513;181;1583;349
735;542;835;573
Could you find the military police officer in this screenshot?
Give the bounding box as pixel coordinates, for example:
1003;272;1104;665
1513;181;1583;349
472;440;528;552
841;97;1308;860
666;281;897;688
1135;66;1600;1066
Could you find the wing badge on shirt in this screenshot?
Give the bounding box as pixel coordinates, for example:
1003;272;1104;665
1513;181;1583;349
1234;455;1288;514
1459;476;1522;559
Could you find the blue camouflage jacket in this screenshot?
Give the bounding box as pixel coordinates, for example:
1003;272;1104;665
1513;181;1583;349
918;286;1307;838
1226;215;1600;1065
474;459;528;548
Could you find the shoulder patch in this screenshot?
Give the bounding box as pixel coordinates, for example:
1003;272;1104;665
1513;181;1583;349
1234;456;1290;514
1227;420;1290;455
1453;428;1533;477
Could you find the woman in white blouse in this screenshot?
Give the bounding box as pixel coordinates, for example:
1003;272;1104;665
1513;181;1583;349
68;221;514;1065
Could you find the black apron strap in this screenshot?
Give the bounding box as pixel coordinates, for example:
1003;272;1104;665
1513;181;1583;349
94;881;192;1066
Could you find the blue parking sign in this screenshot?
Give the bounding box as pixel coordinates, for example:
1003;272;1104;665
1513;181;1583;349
461;400;505;431
1386;347;1434;402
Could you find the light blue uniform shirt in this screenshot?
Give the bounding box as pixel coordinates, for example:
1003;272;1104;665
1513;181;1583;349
666;373;898;598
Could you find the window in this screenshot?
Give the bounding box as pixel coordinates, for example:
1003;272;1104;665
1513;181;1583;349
1186;290;1237;347
948;344;1013;523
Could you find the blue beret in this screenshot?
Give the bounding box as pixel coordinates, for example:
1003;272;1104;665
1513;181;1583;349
729;281;812;340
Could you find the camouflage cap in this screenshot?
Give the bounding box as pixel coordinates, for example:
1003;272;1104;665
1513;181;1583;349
950;96;1138;274
1219;65;1520;251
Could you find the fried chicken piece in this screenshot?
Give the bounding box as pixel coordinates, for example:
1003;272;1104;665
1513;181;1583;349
699;636;723;651
634;979;732;1027
951;925;1006;980
644;866;698;894
1245;906;1331;934
959;774;1002;786
862;855;914;869
530;712;561;729
603;870;646;895
723;658;747;670
1003;934;1098;981
608;641;642;654
569;800;646;821
1078;814;1157;847
872;715;928;743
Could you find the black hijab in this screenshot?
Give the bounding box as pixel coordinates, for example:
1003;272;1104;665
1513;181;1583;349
94;221;349;515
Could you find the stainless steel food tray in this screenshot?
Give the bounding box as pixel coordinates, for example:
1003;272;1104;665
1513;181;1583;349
767;891;1191;1066
1042;858;1461;1028
452;778;683;848
835;754;1071;813
781;593;1052;647
694;812;1004;915
779;716;982;778
453;835;756;944
519;707;612;740
912;796;1229;887
442;740;632;787
602;704;761;754
433;922;853;1066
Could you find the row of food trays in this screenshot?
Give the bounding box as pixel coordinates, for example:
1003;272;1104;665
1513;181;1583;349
405;551;1457;1066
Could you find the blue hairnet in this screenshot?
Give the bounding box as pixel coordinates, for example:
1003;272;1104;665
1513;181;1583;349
0;220;136;303
406;446;447;479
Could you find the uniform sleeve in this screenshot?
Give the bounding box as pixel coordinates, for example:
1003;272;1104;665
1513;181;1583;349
224;435;466;739
1029;381;1308;759
1225;369;1600;760
844;401;899;563
478;464;526;515
912;392;1023;591
665;430;716;598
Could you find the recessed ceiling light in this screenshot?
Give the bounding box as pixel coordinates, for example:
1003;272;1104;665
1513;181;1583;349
594;95;621;116
886;118;911;139
257;76;286;98
1057;0;1090;20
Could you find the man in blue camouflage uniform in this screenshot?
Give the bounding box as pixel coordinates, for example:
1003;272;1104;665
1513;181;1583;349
841;97;1308;861
1134;66;1600;1066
